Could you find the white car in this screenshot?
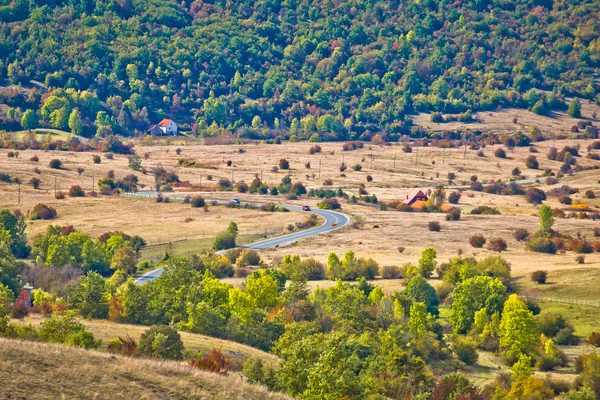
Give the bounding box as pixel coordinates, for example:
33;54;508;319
231;198;241;204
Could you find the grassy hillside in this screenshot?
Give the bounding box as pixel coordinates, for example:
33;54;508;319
0;338;290;400
0;0;598;139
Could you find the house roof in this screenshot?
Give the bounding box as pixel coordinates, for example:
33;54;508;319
403;188;428;205
157;119;174;127
147;124;157;132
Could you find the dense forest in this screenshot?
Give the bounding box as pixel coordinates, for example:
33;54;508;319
0;0;599;140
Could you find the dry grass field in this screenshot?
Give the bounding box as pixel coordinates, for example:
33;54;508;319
1;108;599;310
15;315;279;367
0;338;289;400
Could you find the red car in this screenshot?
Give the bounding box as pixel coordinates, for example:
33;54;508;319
302;205;311;211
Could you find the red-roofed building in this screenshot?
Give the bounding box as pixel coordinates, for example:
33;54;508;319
148;119;177;135
402;188;429;205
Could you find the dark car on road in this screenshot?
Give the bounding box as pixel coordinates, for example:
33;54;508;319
302;205;311;211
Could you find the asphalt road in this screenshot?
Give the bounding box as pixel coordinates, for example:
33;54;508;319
125;192;350;284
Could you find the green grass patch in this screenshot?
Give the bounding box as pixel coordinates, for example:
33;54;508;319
514;267;600;303
536;300;600;338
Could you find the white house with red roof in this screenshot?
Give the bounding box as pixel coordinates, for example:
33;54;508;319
148;119;177;135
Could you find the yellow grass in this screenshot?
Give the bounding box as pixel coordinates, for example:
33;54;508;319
0;337;289;400
16;315;279;367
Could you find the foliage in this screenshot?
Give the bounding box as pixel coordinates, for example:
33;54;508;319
39;313;100;349
469;234;486;248
30;204;57;220
189;348;231;375
451;276;506;334
327;251;378;280
317;198;341;210
499;294;539;364
68;272;109;318
139;325;184;360
531;270;547;284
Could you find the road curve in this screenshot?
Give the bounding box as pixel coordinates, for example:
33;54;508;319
124;192;350;284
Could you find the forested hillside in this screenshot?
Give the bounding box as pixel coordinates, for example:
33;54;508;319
0;0;599;140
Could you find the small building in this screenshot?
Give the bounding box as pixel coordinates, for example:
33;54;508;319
148;119;177;135
402;188;429;206
17;286;33;309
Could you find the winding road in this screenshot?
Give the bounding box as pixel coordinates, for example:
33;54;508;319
124;192;350;284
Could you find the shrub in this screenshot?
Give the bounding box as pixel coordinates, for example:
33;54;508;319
469;234;486;248
366;175;373;182
585;190;595;199
594;227;600;238
486;238;507;252
525;188;546;205
428;221;441;231
68;185;85;197
514;228;529;241
236;249;261;267
555;327;580;345
558;195;572;205
190;197;205;208
352;164;362;171
279;159;289;170
92;155;101;164
586;332;600;347
323;178;333;186
317;198;341;210
470;206;500;215
213;232;236;250
575;255;585;264
29;177;41;189
531;270;547;284
55;191;65;199
139;325;184;360
527;237;557;254
217;179;233;191
107;336;138;356
380;265;403;279
49;159;62;169
453;337;479;365
494;148;506;158
446;209;461;221
11;299;28;318
189;348;231;375
448;192;461;204
30;203;57;220
309;145;321;154
526;155;539;169
30;155;39;162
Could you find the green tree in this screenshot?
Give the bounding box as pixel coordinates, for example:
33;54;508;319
537;204;554;237
405;275;439;316
68;108;84;135
568;98;582;118
451;276;506;334
0;209;29;258
20;109;38;131
499;294;539;363
418;247;437;278
128;153;142;171
68;272;109;318
110;247;137;274
409;301;427;337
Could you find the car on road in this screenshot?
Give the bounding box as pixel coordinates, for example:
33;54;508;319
231;198;241;204
302;205;311;211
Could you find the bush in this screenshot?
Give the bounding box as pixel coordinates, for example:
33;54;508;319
446;209;461;221
558;195;572;205
575;255;585;264
49;159;62;169
139;325;184;360
525;188;546;205
453;337;479;365
448;192;461;204
428;221;441;231
308;145;321;154
236;249;261;267
486;238;507;252
531;270;547;284
514;228;529;241
30;203;57;220
469;234;486;248
555;327;580;345
352;164;362;171
279;159;290;170
224;248;244;263
68;185;85;197
526;237;557;254
380;265;403;279
586;332;600;347
189;348;231;375
213;232;236;250
55;191;66;199
10;299;28;318
366;175;373;182
190;196;205;207
217;179;233;191
494;148;506;158
107;335;139;356
29;177;41;189
317;198;341;210
526;155;539;169
470;206;500;215
92;155;101;164
585;190;595;199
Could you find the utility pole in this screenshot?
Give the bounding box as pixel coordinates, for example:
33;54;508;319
318;159;321;179
54;176;57;197
415;144;418;166
231;168;234;183
393;150;396;168
370;152;373;169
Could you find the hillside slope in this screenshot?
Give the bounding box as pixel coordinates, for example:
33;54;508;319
0;0;598;139
0;338;291;400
